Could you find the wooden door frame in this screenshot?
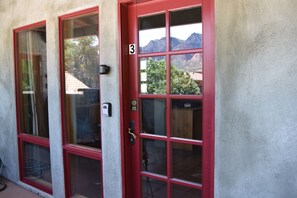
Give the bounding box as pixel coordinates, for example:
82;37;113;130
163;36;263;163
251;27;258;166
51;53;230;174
118;1;132;197
118;0;215;197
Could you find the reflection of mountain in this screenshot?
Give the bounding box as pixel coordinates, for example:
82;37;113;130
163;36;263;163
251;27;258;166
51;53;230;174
140;33;202;52
141;37;166;53
172;53;202;72
140;33;202;72
182;33;202;49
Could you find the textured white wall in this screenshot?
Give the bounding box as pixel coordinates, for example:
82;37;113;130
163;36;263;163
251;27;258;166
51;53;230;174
99;1;123;198
215;0;297;197
0;0;122;198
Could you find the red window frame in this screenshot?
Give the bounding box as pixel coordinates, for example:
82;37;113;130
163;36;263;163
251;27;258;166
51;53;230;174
58;6;103;198
14;21;52;194
118;0;215;197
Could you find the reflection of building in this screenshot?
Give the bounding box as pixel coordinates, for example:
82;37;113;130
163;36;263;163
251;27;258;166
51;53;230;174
189;71;203;88
65;72;89;94
64;71;100;147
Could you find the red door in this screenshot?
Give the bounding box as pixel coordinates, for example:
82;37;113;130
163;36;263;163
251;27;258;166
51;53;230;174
120;0;214;197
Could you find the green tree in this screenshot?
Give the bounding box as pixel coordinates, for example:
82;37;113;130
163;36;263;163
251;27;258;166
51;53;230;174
64;36;99;88
146;59;167;94
145;58;200;95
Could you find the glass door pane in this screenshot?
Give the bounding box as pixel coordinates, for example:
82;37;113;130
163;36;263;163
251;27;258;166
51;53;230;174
170;7;202;51
172;144;202;184
141;99;166;136
139;57;166;94
170;53;203;95
141;139;167;176
139;13;166;53
171;100;202;140
62;13;101;149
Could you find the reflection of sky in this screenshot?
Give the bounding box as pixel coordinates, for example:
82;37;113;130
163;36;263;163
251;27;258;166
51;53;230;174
139;23;202;47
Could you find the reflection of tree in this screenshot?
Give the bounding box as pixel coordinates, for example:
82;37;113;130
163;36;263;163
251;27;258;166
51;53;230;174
147;59;167;94
64;36;99;88
146;59;200;95
21;61;32;91
171;66;200;95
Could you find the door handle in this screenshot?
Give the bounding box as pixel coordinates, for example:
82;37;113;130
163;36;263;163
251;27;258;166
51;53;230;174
128;128;136;140
128;121;136;145
128;128;136;145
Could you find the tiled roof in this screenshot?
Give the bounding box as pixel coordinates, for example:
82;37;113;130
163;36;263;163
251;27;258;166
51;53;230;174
65;72;89;94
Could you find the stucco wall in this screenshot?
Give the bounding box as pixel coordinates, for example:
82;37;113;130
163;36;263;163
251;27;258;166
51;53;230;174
215;0;297;197
0;0;122;197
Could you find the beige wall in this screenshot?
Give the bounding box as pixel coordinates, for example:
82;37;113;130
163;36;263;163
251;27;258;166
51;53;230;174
215;0;297;197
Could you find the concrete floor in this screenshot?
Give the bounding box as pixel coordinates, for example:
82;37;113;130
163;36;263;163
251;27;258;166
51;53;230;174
0;177;42;198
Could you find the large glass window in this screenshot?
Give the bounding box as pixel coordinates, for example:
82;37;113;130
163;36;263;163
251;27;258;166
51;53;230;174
16;25;49;138
15;22;52;194
62;13;101;149
60;8;102;198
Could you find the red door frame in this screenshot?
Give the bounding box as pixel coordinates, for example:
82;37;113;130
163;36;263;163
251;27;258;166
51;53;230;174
58;6;103;198
118;0;215;197
14;21;53;194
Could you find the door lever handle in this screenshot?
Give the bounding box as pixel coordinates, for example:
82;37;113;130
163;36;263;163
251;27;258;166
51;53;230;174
128;128;136;140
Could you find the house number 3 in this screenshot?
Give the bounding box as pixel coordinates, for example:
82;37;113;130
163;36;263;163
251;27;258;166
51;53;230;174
129;44;136;55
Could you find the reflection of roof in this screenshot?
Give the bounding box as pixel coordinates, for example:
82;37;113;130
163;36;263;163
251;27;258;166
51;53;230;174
189;72;203;81
65;72;89;94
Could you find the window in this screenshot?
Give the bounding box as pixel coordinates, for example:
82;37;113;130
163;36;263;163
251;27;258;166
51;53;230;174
59;7;103;197
14;21;52;194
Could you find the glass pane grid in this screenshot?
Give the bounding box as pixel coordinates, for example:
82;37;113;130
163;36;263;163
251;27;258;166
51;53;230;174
139;139;202;198
138;5;204;198
138;54;203;96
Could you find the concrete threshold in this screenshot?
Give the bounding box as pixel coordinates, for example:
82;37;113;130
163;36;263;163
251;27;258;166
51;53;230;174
0;177;42;198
